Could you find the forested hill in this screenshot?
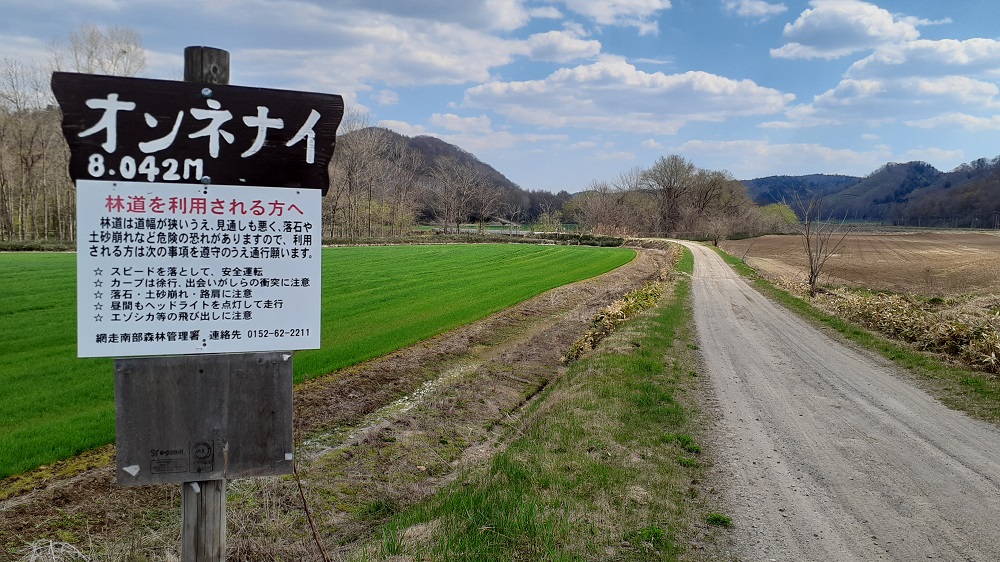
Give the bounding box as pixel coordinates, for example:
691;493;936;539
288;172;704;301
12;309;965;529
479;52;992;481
341;127;572;221
742;174;860;206
742;156;1000;227
388;129;520;192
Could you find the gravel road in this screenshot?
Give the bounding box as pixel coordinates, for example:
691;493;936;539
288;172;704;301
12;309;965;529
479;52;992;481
680;241;1000;561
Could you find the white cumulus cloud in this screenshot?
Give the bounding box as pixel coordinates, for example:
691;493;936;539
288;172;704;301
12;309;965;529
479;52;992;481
847;38;1000;80
771;0;920;60
464;58;794;135
549;0;673;34
520;30;601;62
430;113;494;134
722;0;787;22
674;139;893;177
375;90;400;106
905;113;1000;132
290;0;533;32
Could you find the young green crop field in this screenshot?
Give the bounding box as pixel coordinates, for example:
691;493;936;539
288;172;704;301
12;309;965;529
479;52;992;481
0;244;634;480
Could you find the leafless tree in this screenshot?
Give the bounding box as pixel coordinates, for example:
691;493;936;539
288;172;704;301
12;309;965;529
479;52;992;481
532;199;564;233
687;170;756;244
500;196;526;234
0;25;145;242
575;180;615;233
327;109;369;237
50;25;146;76
642;154;697;235
380;141;422;236
426;155;482;232
326;112;426;239
328;117;387;238
576;167;648;236
0;58;67;240
580;158;760;240
472;184;503;232
788;193;850;296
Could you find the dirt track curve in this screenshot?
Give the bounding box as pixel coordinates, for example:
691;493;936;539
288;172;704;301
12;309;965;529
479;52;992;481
680;241;1000;561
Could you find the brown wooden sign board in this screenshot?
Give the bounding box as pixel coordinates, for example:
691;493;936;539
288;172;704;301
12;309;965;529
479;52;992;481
51;72;343;193
114;352;294;486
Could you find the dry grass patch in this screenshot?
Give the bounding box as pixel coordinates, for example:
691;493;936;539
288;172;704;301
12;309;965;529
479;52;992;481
817;289;1000;373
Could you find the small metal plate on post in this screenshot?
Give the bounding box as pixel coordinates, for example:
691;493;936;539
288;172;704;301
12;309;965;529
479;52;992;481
114;352;293;485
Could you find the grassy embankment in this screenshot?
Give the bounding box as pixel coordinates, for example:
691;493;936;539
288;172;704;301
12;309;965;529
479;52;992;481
352;247;733;561
712;246;1000;425
0;245;634;481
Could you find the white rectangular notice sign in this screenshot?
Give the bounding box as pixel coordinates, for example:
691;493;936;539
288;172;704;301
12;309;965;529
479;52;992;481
77;180;321;358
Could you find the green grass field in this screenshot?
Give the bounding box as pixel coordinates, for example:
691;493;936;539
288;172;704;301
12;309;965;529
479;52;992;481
0;244;634;479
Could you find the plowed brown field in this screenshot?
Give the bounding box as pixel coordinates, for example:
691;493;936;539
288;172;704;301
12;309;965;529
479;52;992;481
720;231;1000;296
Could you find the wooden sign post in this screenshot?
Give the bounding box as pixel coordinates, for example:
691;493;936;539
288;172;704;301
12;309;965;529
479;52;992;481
181;48;230;561
53;47;344;561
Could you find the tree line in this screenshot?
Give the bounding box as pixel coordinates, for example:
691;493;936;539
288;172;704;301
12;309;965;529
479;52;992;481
0;26;146;242
566;155;787;242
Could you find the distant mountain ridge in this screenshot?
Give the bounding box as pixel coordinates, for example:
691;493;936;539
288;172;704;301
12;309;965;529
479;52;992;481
742;157;1000;227
350;127;1000;228
398;129;1000;228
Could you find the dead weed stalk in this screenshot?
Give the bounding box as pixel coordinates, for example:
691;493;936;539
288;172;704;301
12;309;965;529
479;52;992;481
822;290;1000;374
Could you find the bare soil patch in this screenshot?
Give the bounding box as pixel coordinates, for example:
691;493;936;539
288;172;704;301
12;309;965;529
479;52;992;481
721;231;1000;296
1;246;674;561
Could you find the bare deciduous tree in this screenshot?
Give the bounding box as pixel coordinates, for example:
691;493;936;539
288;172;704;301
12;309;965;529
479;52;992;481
0;58;67;240
576;167;649;236
689;170;756;245
0;25;145;242
51;25;146;77
499;195;527;234
534;208;563;233
426;155;482;233
472;184;503;233
325;113;427;239
380;141;422;236
789;193;850;296
643;154;696;235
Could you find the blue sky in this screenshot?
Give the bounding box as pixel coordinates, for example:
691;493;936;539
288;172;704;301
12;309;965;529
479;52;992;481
2;0;999;192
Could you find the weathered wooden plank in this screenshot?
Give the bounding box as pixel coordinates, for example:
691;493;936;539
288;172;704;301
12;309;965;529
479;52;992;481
114;352;294;486
182;479;227;561
184;46;230;85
